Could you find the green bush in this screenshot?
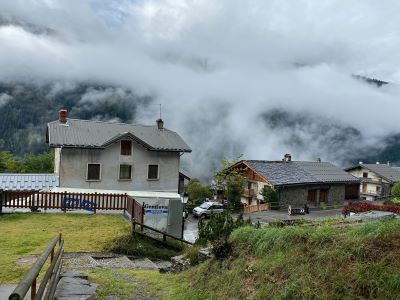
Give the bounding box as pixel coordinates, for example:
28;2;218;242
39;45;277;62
260;186;280;210
196;212;253;246
185;179;213;206
211;239;232;259
391;182;400;200
184;245;201;265
384;198;400;205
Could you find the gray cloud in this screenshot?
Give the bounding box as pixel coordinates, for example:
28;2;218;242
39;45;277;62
1;0;400;179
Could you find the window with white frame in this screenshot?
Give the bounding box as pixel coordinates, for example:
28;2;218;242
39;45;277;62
119;164;132;180
87;164;101;181
147;165;159;180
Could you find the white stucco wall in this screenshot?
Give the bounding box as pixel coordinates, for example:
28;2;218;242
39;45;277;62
57;140;180;192
348;166;390;200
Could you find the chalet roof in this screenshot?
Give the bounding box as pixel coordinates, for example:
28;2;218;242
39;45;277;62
243;160;359;187
0;173;59;191
47;119;191;153
346;163;400;183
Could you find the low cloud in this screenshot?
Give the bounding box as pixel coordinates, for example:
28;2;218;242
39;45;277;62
1;0;400;179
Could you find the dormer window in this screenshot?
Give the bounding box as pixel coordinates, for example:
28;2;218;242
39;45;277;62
363;172;368;178
120;140;132;156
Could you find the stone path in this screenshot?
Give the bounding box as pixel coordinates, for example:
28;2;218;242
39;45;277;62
61;253;167;300
62;253;168;270
55;270;97;300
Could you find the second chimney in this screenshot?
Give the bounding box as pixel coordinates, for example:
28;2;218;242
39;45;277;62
283;154;292;162
156;118;164;130
59;109;68;124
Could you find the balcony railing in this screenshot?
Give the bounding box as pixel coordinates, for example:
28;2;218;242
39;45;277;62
242;188;255;198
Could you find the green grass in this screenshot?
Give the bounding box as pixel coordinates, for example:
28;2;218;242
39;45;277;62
104;233;184;260
130;219;400;300
85;269;187;300
0;213;130;283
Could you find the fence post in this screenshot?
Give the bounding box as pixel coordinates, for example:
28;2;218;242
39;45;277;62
0;191;3;215
93;192;97;214
124;193;127;215
63;192;67;213
130;197;134;222
31;277;37;299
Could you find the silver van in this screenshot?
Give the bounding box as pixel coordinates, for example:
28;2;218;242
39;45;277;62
192;202;224;218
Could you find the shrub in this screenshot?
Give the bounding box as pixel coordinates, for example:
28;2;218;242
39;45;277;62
196;212;253;246
342;201;400;216
185;179;213;206
384;198;400;206
260;186;280;210
211;238;232;259
185;245;201;265
391;182;400;199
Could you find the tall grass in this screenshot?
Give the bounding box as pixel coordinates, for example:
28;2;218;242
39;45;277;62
160;219;400;299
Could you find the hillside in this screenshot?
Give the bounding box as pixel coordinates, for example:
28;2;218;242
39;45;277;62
153;219;400;299
0;82;150;156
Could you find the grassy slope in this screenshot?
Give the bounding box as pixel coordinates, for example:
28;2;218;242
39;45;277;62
135;219;400;299
0;213;130;283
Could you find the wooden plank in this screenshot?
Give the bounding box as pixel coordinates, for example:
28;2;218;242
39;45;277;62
132;220;193;245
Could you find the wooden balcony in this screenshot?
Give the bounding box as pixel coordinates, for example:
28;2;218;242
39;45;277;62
243;188;255;198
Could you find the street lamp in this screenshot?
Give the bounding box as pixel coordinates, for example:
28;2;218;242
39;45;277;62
180;192;189;239
180;192;189;205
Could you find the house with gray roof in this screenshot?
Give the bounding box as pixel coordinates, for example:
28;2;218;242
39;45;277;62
227;154;360;208
46;109;191;193
345;162;400;200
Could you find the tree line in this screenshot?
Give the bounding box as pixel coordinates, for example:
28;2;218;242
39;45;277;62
0;151;54;173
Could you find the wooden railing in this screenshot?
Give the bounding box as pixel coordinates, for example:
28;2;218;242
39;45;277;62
9;234;64;300
132;220;193;245
125;196;144;223
243;203;268;213
242;188;255;198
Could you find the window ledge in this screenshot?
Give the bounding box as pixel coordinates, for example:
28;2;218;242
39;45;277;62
86;179;101;182
118;179;132;181
147;178;159;181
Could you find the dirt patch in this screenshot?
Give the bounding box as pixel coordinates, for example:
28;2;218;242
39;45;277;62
16;255;37;266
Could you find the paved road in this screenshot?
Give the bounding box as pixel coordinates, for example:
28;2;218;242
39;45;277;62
183;215;198;243
182;208;344;243
243;208;344;223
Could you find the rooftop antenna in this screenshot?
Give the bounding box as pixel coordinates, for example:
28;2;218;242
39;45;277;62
159;103;162;119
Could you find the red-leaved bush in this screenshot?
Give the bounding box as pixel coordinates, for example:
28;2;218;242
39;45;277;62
342;201;400;216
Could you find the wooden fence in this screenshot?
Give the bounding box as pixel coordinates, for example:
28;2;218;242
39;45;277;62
132;220;193;245
1;191;128;212
9;234;64;300
243;203;269;213
125;195;144;223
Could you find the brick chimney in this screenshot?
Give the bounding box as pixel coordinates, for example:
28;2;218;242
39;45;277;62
156;118;164;130
59;109;68;124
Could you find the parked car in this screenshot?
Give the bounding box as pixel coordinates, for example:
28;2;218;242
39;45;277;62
192;202;224;218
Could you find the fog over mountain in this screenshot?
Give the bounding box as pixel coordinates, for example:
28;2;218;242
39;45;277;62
1;0;400;180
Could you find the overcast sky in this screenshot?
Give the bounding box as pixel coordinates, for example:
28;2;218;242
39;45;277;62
1;0;399;177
